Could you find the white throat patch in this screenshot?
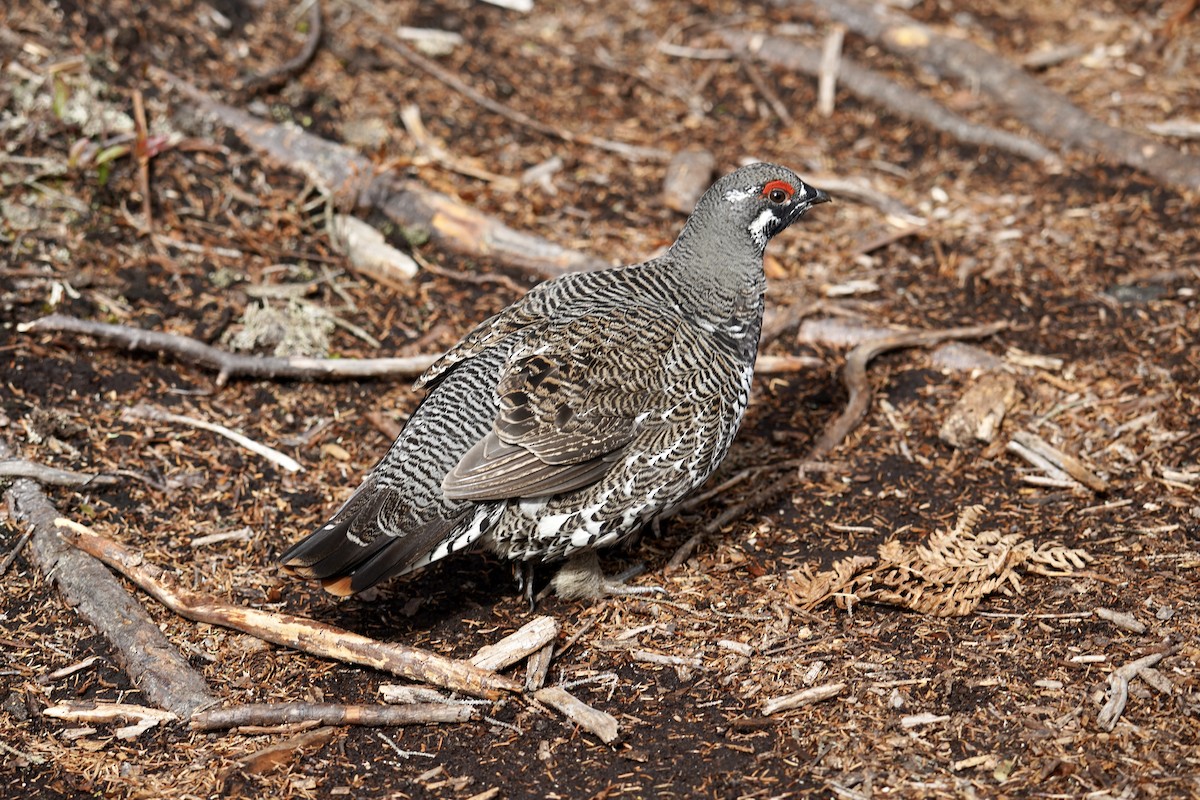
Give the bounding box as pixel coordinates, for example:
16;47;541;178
747;208;779;248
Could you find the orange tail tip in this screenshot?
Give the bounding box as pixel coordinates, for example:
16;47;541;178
322;576;356;597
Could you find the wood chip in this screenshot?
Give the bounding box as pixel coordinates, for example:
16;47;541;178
379;685;449;705
534;686;620;744
900;712;950;728
1093;607;1148;634
939;371;1020;447
470;616;559;672
762;682;845;715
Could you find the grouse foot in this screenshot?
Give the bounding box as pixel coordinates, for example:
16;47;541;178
541;551;665;602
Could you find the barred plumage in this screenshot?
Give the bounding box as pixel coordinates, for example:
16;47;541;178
280;163;829;601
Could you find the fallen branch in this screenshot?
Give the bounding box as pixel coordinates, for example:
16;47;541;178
19;314;438;387
2;439;216;718
799;0;1200;192
54;517;520;700
153;68;608;279
724;30;1055;164
22;314;827;387
191;702;475;732
0;458;119;487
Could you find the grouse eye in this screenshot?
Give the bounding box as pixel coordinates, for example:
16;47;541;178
761;180;795;205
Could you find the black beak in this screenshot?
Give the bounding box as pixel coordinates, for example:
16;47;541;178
790;185;830;222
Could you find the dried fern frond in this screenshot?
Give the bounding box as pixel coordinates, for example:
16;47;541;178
784;505;1093;617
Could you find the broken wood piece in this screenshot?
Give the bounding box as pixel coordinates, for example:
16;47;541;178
20;314;439;386
1011;431;1109;493
0;459;119;487
1093;607;1147;634
2;439;217;718
929;342;1005;372
939;371;1020;447
533;686;620;744
470;616;560;672
754;354;825;373
191;702;475;732
762;682;846;715
44;701;178;740
661;146;715;213
796;317;907;348
331;213;419;287
53;518;520;699
901;712;951;729
1006;438;1074;484
122;403;302;473
524;642;554;692
39;655;102;685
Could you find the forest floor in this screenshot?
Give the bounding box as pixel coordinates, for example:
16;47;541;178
1;0;1198;798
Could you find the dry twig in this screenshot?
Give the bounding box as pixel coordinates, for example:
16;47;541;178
54;518;520;699
191;702;475;732
470;616;560;672
762;682;845;715
239;0;323;94
382;37;668;163
20;314;437;386
44;701;178;740
122;403;302;474
810;321;1010;461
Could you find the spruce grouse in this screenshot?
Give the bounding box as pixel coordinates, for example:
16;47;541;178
280;162;829;601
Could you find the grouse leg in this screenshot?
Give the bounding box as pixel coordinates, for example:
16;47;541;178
545;550;665;601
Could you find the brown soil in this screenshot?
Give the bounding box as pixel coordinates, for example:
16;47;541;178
2;1;1198;798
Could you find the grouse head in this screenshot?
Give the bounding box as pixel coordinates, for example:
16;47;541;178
675;162;830;259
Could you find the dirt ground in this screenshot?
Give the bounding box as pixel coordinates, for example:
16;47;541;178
2;0;1198;798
